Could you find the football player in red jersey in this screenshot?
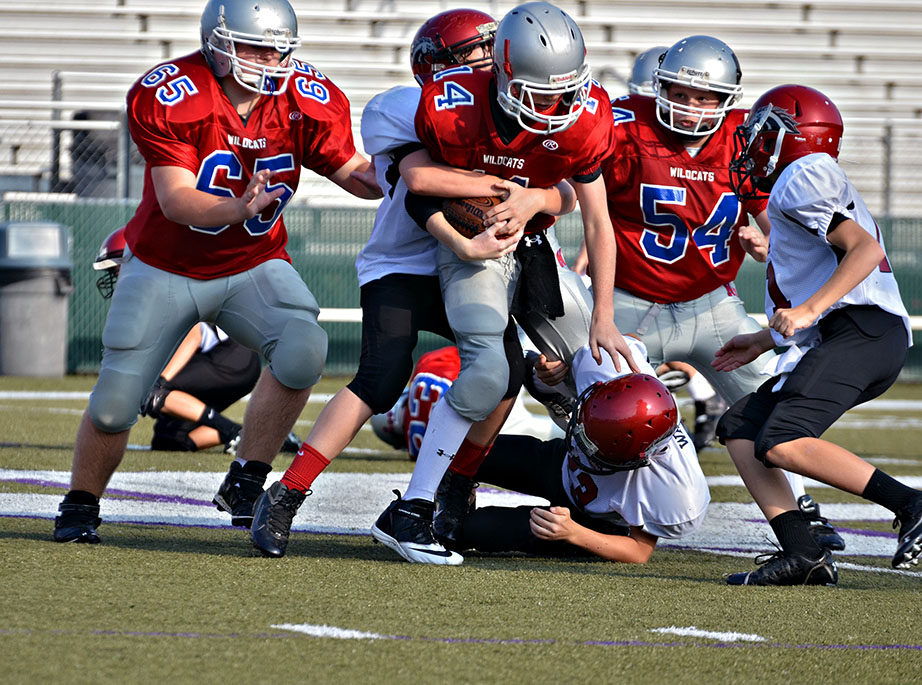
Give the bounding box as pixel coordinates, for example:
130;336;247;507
369;2;639;565
714;84;921;584
247;9;579;559
52;0;381;544
598;35;842;551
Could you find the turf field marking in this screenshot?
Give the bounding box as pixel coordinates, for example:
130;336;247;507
649;626;765;642
271;623;386;640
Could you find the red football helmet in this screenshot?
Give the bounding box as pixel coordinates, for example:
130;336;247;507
93;226;127;299
567;374;679;473
730;84;844;200
410;8;497;85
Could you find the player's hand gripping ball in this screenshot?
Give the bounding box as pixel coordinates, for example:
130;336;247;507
441;196;502;239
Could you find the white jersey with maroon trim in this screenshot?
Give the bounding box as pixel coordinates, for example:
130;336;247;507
355;86;441;286
560;338;710;539
765;153;912;349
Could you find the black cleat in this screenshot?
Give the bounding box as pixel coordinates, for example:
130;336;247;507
249;481;307;558
280;431;301;454
212;461;267;527
433;471;478;550
798;494;846;552
53;502;101;543
726;548;838;586
693;396;727;451
891;494;922;569
371;490;462;565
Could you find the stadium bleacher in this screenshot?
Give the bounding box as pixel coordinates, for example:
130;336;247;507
0;0;920;211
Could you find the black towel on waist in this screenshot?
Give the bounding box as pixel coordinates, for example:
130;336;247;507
511;232;564;320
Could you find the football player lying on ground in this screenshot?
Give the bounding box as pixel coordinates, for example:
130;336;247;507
390;337;710;563
715;84;922;585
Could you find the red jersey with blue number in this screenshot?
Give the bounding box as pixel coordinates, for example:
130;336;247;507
404;346;460;460
124;52;355;279
601;95;767;302
415;67;615;233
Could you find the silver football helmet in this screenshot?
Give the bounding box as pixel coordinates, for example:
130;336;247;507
653;35;742;136
493;2;592;134
200;0;302;96
628;46;667;96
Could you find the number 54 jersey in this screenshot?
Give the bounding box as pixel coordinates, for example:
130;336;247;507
601;95;767;302
124;52;356;279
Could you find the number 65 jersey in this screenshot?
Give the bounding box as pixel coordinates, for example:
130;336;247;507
124;52;356;279
601;95;767;302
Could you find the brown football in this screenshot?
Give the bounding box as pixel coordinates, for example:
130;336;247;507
441;196;502;239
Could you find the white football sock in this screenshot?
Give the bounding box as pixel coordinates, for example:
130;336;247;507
686;372;717;402
403;399;472;502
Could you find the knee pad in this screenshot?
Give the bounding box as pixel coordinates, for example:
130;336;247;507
268;318;328;390
88;368;146;433
449;347;508;421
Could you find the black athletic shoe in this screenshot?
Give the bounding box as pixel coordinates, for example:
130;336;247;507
693;396;727;451
249;481;307;558
726;548;838;586
280;431;301;454
433;471;478;549
371;490;462;565
891;494;922;569
53;502;101;543
212;461;267;527
798;494;846;552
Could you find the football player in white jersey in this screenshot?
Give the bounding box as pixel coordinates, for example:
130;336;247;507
715;84;922;585
442;337;709;562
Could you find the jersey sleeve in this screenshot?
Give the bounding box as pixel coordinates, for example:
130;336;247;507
126;80;201;173
572;87;617;177
293;69;357;177
772;154;849;242
413;82;448;164
361;86;421;156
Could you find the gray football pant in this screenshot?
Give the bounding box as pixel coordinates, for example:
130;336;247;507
611;285;775;404
89;249;326;433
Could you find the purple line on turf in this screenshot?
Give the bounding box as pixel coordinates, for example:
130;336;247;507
2;477;212;506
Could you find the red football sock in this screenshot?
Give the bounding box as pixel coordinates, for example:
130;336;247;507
280;443;330;493
448;438;491;477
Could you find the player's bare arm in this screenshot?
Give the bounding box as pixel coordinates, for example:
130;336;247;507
330;151;383;199
152;166;284;226
530;507;657;563
769;219;885;338
425;211;519;261
712;328;775;372
739;210;771;263
577;176;640;372
484;179;576;236
399;148;503;198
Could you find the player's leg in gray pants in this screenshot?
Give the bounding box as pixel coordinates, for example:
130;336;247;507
438;244;518;422
611;284;774;404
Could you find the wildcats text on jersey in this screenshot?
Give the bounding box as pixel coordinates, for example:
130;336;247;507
670;167;715;182
226;134;268;150
482;154;525;170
